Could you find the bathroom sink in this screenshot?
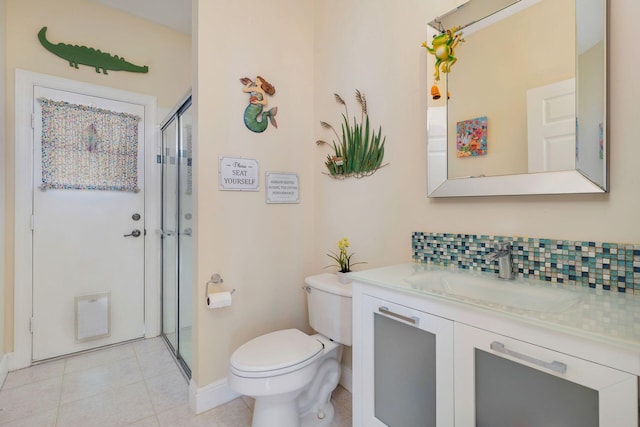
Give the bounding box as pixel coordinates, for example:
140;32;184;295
404;271;582;313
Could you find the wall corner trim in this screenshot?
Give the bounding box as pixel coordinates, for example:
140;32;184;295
340;363;352;393
0;353;9;385
189;377;241;415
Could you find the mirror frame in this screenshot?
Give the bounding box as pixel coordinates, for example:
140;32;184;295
427;0;608;197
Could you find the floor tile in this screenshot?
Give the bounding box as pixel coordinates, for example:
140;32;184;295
61;356;142;404
144;370;189;413
0;407;58;427
132;338;167;359
0;377;62;425
64;344;136;374
135;347;180;380
2;360;65;391
330;388;353;427
125;415;160;427
157;399;252;427
57;381;154;427
0;338;353;426
240;395;254;412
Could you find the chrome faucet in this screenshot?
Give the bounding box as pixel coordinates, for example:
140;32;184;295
486;242;514;280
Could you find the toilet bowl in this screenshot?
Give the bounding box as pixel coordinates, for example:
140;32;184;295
228;274;352;427
229;330;342;427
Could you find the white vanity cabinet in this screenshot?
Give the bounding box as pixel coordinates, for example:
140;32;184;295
356;293;454;427
455;323;637;427
351;268;640;427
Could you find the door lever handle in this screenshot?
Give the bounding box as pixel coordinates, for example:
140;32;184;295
124;229;142;238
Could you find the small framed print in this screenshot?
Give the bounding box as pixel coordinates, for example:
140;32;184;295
266;172;299;204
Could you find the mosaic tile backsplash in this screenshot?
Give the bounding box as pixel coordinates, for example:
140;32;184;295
412;232;640;293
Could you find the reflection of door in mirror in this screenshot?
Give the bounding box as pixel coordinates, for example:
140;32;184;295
526;78;576;173
445;0;575;180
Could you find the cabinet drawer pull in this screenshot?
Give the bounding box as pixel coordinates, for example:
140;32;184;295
490;341;567;374
378;306;420;326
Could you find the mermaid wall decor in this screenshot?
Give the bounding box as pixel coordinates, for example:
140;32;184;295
240;76;278;133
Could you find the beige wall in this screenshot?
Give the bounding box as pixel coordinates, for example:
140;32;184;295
313;0;451;275
192;0;316;385
3;0;191;351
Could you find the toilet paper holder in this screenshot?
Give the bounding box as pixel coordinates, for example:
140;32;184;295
205;273;236;297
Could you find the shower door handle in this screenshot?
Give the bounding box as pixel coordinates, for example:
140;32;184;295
124;229;141;238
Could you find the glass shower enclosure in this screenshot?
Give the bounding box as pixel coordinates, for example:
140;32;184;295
161;95;193;376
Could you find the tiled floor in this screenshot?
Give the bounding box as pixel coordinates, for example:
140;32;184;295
0;338;352;426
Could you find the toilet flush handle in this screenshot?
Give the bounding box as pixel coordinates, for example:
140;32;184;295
302;286;311;294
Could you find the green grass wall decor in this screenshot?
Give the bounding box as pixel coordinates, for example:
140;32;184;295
316;90;388;179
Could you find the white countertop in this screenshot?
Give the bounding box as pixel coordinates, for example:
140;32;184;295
349;263;640;353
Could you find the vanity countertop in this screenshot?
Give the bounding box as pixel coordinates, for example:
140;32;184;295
349;263;640;353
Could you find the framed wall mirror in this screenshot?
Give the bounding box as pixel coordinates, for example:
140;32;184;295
426;0;607;197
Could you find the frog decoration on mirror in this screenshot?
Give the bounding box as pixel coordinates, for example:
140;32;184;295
422;26;464;99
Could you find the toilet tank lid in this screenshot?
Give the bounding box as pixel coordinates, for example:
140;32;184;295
304;273;352;297
230;329;323;373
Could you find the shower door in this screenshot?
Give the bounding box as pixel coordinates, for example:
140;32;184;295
161;96;193;375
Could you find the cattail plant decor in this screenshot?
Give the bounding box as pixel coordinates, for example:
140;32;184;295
316;90;388;179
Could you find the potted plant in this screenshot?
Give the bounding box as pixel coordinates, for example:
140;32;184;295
326;237;366;284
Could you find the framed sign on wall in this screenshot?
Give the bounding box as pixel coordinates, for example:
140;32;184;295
218;156;259;191
266;172;299;204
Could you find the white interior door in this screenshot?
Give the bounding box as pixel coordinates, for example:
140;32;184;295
32;86;146;361
527;78;576;173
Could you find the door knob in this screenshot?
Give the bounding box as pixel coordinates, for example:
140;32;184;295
124;229;142;238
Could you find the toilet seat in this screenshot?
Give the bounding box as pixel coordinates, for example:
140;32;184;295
230;329;324;378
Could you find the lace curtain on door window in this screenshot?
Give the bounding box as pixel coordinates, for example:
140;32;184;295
38;98;141;192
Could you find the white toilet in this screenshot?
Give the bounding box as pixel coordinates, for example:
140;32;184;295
228;273;352;427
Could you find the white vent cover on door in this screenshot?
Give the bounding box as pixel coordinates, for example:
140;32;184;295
75;292;111;342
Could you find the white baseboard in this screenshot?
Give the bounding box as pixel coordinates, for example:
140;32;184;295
188;365;352;416
189;377;241;415
0;353;9;387
340;364;352;393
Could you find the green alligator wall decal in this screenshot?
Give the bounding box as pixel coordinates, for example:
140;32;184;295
38;27;149;75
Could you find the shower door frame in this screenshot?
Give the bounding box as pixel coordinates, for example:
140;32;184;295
160;94;193;377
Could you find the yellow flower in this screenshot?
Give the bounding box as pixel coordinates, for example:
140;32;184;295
338;237;350;251
326;237;366;273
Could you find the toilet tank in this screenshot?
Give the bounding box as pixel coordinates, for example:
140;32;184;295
304;273;352;346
